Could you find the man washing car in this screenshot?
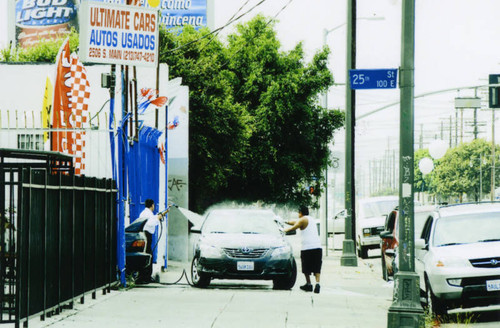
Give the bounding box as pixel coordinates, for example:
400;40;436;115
284;205;322;293
137;199;166;284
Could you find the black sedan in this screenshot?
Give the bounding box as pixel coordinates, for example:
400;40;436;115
125;219;151;277
191;208;297;289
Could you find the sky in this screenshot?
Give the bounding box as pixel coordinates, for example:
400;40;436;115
2;0;500;197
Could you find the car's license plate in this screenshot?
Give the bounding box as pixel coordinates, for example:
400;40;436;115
237;261;254;271
486;279;500;291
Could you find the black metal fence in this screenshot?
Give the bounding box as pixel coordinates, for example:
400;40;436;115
0;149;117;327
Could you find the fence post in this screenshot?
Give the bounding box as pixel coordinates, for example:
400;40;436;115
71;173;75;308
42;168;47;320
93;177;97;300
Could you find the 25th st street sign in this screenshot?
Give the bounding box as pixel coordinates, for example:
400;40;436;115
349;69;398;89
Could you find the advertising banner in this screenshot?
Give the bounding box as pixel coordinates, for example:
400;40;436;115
15;0;79;48
153;0;207;31
52;38;91;175
79;1;159;67
92;0;208;30
42;76;53;144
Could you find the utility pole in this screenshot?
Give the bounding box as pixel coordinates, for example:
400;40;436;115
341;0;358;267
491;108;496;201
449;116;452;148
387;0;424;326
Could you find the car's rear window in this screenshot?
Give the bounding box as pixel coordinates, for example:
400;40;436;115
433;211;500;246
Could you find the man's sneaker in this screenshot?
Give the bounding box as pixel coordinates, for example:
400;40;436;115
314;284;320;294
300;283;313;292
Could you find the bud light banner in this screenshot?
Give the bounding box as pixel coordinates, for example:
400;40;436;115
15;0;78;48
79;1;159;67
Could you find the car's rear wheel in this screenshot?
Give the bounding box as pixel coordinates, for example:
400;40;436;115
425;278;447;316
273;258;297;290
191;256;210;288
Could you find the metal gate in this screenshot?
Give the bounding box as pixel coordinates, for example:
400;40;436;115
0;149;117;327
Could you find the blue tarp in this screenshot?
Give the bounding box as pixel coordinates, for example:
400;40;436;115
128;126;163;263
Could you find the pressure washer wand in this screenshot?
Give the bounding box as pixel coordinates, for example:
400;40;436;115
158;203;178;216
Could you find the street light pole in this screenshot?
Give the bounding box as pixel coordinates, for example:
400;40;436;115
387;0;424;326
340;0;358;267
322;14;385;258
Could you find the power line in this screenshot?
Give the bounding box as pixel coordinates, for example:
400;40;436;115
198;0;252;53
160;0;268;56
220;0;295;71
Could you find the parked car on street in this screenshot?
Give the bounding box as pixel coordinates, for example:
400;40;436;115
191;208;297;289
415;203;500;315
356;196;399;259
328;209;346;235
380;205;436;280
125;219;151;278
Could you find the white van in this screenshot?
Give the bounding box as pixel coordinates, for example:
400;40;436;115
356;196;399;259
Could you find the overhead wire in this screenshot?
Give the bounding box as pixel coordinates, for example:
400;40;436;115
160;0;268;56
220;0;294;71
198;0;252;53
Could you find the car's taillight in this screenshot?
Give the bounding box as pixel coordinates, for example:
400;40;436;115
132;240;146;249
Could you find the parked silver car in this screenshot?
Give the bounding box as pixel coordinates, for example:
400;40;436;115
415;203;500;315
328;209;346;235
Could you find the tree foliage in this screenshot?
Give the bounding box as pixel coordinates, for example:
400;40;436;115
426;139;500;202
159;16;344;212
0;29;79;62
414;148;435;194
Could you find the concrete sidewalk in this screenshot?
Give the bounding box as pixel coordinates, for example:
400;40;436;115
22;249;395;328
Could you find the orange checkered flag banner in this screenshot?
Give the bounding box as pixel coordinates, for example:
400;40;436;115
70;53;90;176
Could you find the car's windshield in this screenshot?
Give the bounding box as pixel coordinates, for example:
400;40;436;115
432;212;500;246
360;199;398;218
202;210;281;236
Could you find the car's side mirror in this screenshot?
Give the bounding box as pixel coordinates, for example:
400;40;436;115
191;227;201;234
415;238;427;250
380;230;393;239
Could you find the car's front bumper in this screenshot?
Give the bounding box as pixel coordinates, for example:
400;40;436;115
359;235;381;247
197;256;293;280
428;268;500;308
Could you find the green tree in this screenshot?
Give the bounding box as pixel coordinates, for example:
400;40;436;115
0;29;79;62
433;139;500;202
159;16;343;212
414;148;435;194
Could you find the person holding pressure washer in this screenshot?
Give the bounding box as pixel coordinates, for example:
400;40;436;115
137;199;166;284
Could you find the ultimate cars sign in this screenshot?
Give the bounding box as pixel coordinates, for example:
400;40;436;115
79;1;159;67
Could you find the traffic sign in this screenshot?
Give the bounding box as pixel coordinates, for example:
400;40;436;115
349;69;398;90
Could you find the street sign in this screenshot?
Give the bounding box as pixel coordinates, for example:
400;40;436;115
349;69;398;90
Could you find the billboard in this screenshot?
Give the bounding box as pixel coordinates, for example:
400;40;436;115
15;0;79;48
79;1;159;67
92;0;207;31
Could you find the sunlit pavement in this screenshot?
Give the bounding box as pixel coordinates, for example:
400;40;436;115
22;233;499;328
